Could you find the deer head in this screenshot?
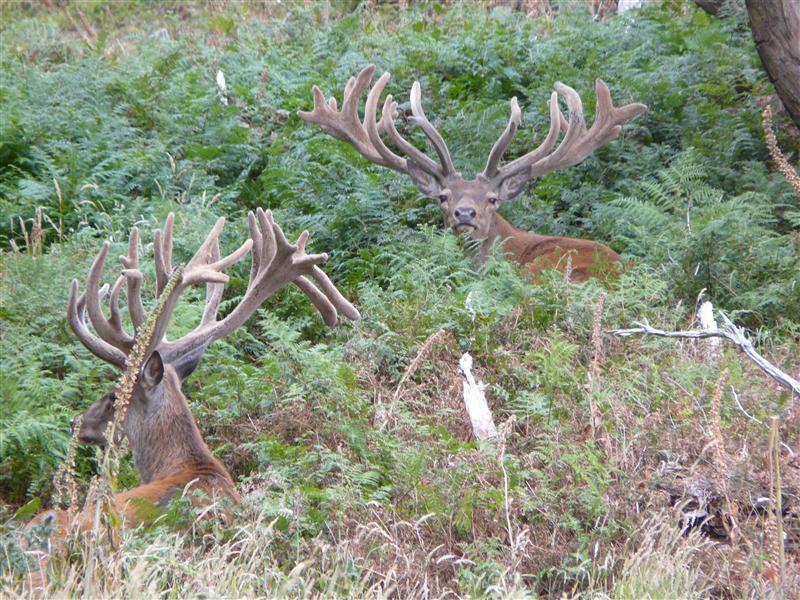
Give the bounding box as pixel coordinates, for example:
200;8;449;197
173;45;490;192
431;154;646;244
68;209;360;480
299;65;646;243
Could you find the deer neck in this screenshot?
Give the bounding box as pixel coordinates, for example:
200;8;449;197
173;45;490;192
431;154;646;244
478;213;549;265
125;368;217;484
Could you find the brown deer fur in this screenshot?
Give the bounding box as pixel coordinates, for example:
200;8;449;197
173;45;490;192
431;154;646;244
483;213;620;282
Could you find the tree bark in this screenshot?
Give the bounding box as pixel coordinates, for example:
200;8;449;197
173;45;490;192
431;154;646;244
746;0;800;128
693;0;727;15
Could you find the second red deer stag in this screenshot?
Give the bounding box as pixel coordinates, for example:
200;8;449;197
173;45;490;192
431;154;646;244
300;65;646;281
30;209;360;572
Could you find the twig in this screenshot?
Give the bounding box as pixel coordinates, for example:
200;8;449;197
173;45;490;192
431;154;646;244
497;416;516;561
393;329;446;402
75;7;97;40
380;329;446;429
607;310;800;401
731;386;794;456
64;5;96;49
588;293;611;452
769;416;786;586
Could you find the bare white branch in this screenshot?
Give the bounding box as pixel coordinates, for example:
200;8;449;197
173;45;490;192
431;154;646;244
608;310;800;400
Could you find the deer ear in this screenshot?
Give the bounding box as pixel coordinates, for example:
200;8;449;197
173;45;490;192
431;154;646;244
406;160;444;198
141;351;164;389
171;344;208;382
497;170;531;201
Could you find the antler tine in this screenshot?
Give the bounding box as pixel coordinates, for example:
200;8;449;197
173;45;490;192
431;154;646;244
497;91;565;179
290;229;360;323
84;242;134;353
533;82;588;171
483;97;522;178
258;210;359;322
298;65;387;166
201;237;223;326
304;266;361;321
153;213;175;297
256;207;277;277
408;81;456;176
341;69;370;121
120;226;146;330
247;210;263;290
146;216;253;355
294;276;338;326
497;80;646;182
159;208;359;364
67;280;127;367
301;65;432;174
576;78;648;157
108;275;125;331
364;73;413;172
364;74;442;176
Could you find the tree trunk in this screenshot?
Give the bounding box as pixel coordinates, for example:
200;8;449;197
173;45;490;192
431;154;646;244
693;0;727;15
746;0;800;128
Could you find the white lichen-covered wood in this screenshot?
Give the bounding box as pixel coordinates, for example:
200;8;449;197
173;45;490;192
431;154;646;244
216;69;228;105
618;0;643;12
459;352;497;441
698;300;720;364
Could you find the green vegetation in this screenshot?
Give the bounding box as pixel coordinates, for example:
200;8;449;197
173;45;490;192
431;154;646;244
1;1;798;597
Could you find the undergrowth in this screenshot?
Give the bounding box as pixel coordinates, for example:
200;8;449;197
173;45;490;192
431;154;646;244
2;1;800;598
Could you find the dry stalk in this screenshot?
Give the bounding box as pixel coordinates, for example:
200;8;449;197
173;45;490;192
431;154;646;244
708;369;729;483
11;208;46;257
63;5;96;48
51;415;82;519
708;369;737;542
79;265;183;595
563;254;573;284
392;329;447;403
588;293;606;444
102;265;184;482
763;106;800;197
767;416;786;586
497;416;517;562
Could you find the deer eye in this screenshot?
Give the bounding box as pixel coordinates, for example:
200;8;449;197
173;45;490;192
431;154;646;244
487;196;498;205
438;194;449;203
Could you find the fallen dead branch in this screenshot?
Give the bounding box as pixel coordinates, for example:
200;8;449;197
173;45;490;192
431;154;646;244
607;310;800;400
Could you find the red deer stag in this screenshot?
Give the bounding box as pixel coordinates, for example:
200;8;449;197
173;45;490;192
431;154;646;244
299;65;646;281
28;208;359;576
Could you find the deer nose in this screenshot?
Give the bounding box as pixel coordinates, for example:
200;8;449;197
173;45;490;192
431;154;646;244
454;207;476;222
